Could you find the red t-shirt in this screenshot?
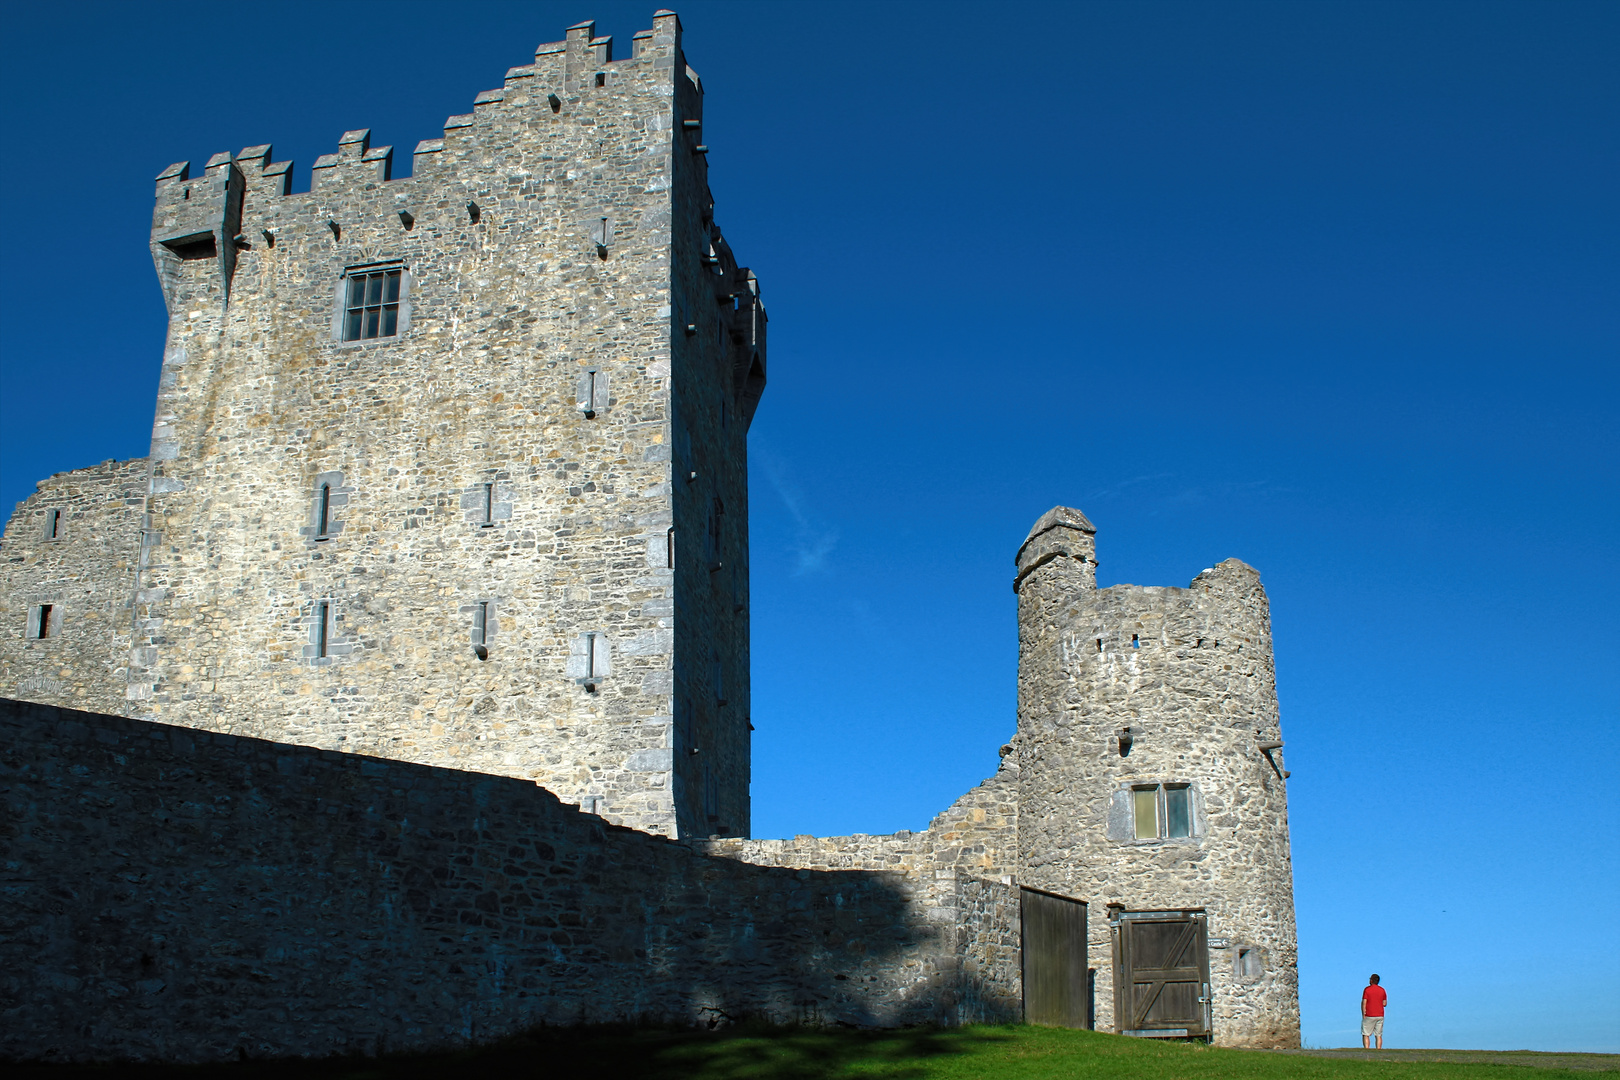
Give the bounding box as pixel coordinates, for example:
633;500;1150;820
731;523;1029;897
1362;985;1387;1017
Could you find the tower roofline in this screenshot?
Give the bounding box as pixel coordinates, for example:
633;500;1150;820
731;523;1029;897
1016;505;1096;564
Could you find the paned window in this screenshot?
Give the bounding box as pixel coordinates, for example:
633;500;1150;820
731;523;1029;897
342;268;402;341
1132;783;1194;840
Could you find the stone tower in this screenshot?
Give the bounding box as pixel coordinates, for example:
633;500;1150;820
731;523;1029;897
0;11;764;840
1012;507;1300;1047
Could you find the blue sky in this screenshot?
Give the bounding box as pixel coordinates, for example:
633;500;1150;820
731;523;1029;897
1;0;1615;1053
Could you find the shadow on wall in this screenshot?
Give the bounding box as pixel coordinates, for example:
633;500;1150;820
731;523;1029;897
7;1023;1028;1079
0;699;1017;1065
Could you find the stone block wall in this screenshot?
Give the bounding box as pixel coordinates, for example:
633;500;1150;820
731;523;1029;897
1012;510;1299;1047
0;459;148;717
0;698;1019;1064
0;13;764;840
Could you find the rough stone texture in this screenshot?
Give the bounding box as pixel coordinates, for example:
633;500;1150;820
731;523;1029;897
0;13;762;840
0;459;149;716
0;13;1303;1054
1011;509;1300;1047
699;768;1018;883
0;697;1019;1063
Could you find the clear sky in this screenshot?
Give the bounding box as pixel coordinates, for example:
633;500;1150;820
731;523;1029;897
1;0;1615;1054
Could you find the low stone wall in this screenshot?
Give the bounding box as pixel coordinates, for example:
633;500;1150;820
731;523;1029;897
0;699;1020;1064
692;776;1027;1029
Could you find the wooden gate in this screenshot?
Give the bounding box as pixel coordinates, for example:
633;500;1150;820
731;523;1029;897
1112;909;1211;1038
1021;887;1090;1028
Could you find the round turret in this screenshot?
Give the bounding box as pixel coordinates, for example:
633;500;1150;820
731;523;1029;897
1011;508;1300;1048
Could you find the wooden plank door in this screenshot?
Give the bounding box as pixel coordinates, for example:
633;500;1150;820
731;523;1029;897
1021;887;1089;1028
1114;910;1210;1038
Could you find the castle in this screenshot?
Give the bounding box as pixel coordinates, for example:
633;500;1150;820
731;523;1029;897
0;12;1300;1061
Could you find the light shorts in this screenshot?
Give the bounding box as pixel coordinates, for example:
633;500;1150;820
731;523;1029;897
1361;1015;1385;1037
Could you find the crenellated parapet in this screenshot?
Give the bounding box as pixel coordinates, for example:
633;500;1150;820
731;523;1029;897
150;151;244;310
312;129;392;187
148;9;700;300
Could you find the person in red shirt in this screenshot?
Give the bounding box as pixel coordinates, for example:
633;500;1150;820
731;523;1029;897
1361;974;1388;1048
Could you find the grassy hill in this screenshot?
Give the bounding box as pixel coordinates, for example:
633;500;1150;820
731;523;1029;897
16;1024;1618;1079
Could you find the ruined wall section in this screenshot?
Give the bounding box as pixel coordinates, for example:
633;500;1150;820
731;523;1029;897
697;763;1022;1017
118;12;755;838
1013;510;1298;1047
0;699;1018;1063
699;764;1018;893
0;460;148;715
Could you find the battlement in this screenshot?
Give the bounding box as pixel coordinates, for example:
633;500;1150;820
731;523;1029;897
150;11;691;214
142;11;727;333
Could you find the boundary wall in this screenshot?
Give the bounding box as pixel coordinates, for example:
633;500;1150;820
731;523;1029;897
0;698;1018;1064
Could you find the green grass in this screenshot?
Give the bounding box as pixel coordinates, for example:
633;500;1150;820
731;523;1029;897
17;1024;1618;1079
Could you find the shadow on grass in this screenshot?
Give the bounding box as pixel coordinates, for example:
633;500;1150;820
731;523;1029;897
8;1022;1020;1080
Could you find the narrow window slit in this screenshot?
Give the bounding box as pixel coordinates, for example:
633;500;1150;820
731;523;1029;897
316;484;332;539
472;601;489;659
45;509;60;540
481;483;494;527
1132;634;1140;648
36;604;54;639
584;631;601;691
314;602;330;658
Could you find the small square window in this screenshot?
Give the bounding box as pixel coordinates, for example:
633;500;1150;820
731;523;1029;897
342;268;403;341
1130;783;1196;840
